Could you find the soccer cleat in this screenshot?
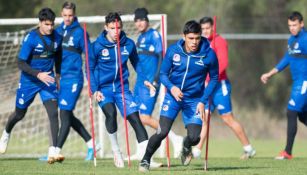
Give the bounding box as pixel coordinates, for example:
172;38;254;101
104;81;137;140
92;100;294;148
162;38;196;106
181;146;193;166
173;136;183;158
139;159;150;173
150;159;163;168
47;157;56;164
85;148;94;161
192;147;202;159
240;148;256;160
113;150;125;168
275;150;293;160
55;154;65;163
0;132;10;154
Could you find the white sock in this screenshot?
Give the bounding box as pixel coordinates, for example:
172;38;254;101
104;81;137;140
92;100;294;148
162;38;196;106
48;146;56;157
137;140;148;157
243;144;253;152
55;147;61;155
108;132;120;152
1;130;10;139
87;139;93;148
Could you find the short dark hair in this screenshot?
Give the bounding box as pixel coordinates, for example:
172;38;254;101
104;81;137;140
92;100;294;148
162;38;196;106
288;11;303;22
62;1;76;13
183;20;201;35
134;8;149;22
105;12;122;26
38;8;56;22
199;16;213;25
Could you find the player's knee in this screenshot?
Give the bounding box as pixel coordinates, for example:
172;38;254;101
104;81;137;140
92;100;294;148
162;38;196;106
15;107;27;121
156;125;169;140
187;134;200;145
221;114;235;125
60;110;72;126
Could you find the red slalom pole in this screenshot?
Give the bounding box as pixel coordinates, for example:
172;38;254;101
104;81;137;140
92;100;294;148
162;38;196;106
204;16;216;171
161;15;171;168
115;19;131;167
83;23;97;167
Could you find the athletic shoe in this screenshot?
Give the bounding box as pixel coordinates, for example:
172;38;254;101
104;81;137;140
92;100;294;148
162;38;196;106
150;159;163;168
85;142;102;161
113;150;124;168
139;159;150;173
55;154;65;163
47;157;56;164
181;146;193;166
173;136;183;158
240;148;256;160
0;132;10;154
275;150;293;160
192;147;202;159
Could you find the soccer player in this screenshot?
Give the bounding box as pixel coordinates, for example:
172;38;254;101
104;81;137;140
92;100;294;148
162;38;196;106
261;11;307;160
50;2;97;162
0;8;61;164
132;7;183;160
192;17;256;159
88;12;149;168
139;20;219;172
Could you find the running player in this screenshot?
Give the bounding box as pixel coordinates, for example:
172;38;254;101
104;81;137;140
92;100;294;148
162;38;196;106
139;20;219;172
261;11;307;160
88;12;149;168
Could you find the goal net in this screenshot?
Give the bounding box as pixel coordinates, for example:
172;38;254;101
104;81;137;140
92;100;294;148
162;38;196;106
0;14;167;158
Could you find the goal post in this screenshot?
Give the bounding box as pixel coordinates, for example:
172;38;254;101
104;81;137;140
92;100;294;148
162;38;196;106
0;14;167;158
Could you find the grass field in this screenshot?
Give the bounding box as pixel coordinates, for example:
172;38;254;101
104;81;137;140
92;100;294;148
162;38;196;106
1;139;307;175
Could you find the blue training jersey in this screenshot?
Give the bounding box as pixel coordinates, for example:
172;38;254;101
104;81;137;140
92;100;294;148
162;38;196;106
56;17;90;80
89;31;140;93
136;28;163;84
275;28;307;86
160;37;219;104
18;28;62;82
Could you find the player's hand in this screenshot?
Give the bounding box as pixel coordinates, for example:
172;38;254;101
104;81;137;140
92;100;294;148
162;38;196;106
144;80;156;97
196;102;205;121
55;74;60;90
37;71;55;86
170;86;183;101
94;91;104;102
260;73;270;84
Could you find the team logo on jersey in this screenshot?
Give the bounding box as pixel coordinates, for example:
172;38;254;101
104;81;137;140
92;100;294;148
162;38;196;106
141;37;146;44
149;45;155;52
194;112;201;119
195;58;204;66
36;44;43;48
72;83;77;93
60;99;68;105
35;44;44;52
140;104;147;110
173;54;180;62
102;49;109;57
162;105;169;111
289;99;295;106
121;46;129;55
18;98;24;105
294;42;299;49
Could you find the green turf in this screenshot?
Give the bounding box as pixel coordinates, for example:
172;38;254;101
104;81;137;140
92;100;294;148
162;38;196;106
1;139;307;175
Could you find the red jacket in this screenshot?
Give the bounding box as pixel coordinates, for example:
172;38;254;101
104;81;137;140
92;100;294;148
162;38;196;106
206;33;228;82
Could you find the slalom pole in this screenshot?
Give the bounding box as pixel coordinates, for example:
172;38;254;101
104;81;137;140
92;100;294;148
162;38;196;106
115;19;131;167
204;16;217;171
160;15;171;168
83;23;97;167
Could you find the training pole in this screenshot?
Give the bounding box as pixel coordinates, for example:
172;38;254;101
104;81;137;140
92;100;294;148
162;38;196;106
204;16;217;171
83;23;97;167
115;19;131;167
160;15;171;168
